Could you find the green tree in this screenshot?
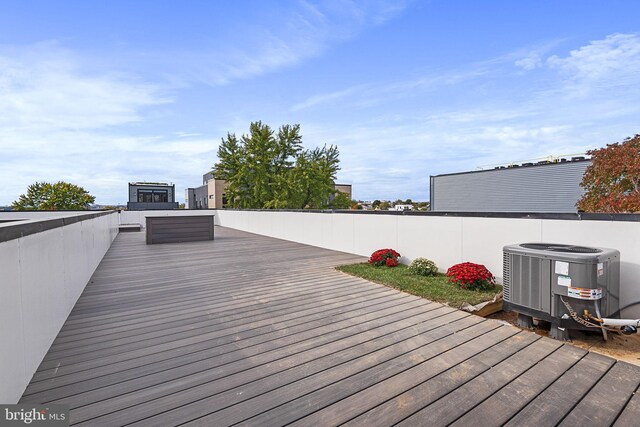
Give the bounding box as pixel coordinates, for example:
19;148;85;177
213;121;341;209
328;191;351;209
372;199;381;209
379;201;391;210
578;134;640;212
213;132;246;206
12;181;95;210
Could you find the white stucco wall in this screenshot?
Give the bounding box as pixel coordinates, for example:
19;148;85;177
0;212;118;403
119;209;216;228
212;210;640;319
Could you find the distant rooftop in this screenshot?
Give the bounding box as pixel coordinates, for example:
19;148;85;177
129;181;172;186
433;155;591;178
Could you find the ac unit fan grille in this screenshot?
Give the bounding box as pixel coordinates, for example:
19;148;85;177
520;243;600;254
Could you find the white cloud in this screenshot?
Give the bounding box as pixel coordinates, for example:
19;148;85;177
515;52;543;70
0;44;180;204
512;41;564;71
0;43;167;132
0;130;218;204
168;0;408;86
291;85;368;111
174;131;202;138
548;33;640;78
289;70;480;112
547;33;640;97
290;49;533;113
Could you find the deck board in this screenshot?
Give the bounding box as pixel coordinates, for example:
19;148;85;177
19;226;640;426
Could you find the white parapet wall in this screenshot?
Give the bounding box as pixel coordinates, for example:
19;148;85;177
0;211;119;403
212;210;640;318
119;209;216;227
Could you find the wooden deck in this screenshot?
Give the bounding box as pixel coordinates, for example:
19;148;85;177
20;227;640;426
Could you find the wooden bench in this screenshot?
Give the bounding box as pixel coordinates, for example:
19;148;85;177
145;215;214;244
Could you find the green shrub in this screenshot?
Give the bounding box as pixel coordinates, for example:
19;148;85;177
408;258;438;276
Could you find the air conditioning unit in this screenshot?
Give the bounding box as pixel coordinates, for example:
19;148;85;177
503;243;621;340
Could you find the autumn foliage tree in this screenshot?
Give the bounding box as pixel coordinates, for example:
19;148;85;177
577;134;640;213
12;181;95;211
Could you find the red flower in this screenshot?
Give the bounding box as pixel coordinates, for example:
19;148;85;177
368;248;401;267
446;262;495;291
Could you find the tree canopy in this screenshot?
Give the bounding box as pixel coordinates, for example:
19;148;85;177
328;190;352;209
577;134;640;213
12;181;95;210
213;121;342;209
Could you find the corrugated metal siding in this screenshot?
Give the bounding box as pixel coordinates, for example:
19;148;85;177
431;161;590;213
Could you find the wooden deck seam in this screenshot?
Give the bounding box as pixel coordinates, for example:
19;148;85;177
25;300;440;403
66;271;371;317
269;327;531;427
39;298;429;370
72;263;366;301
61;273;375;328
446;344;589;426
612;379;640;426
27;296;424;390
33;292;413;381
48;285;399;350
336;331;545;427
31;294;415;384
70;312;480;426
229;323;505;427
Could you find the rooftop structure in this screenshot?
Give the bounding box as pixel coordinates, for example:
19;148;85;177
127;182;179;211
430;157;591;213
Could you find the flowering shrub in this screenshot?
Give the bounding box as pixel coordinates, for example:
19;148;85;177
369;248;400;267
446;262;495;291
408;258;438;276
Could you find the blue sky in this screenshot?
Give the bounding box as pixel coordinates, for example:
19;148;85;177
1;0;639;204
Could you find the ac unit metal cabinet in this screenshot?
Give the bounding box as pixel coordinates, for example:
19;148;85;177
503;243;620;331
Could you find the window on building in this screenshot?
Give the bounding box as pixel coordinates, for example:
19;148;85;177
137;189;169;203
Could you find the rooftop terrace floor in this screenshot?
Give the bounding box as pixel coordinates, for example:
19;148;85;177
20;227;640;426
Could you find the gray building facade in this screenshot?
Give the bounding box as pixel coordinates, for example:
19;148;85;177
185;185;209;209
430;159;591;213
